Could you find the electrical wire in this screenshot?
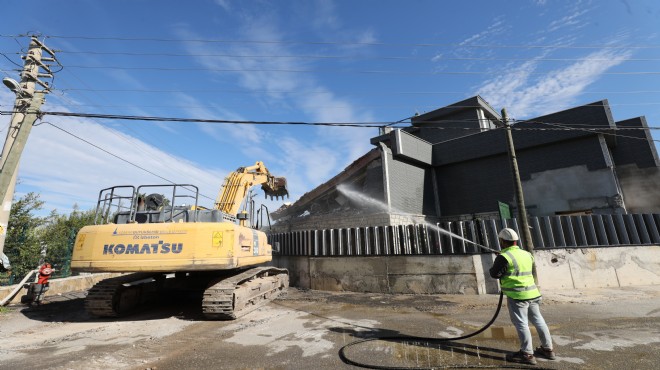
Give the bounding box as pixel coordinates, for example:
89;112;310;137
60;64;660;75
529;120;660;143
44;121;216;203
5;34;658;50
0;52;21;68
55;65;177;166
35;49;660;63
2;110;660;137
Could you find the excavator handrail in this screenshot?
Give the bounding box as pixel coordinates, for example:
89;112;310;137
95;185;136;225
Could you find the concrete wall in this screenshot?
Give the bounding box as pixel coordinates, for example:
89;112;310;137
0;273;122;305
535;246;660;289
274;246;659;294
273;254;496;294
2;247;656;304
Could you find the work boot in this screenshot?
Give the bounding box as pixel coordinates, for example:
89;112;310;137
534;346;556;360
506;350;537;365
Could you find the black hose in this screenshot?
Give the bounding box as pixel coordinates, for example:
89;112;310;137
338;292;552;369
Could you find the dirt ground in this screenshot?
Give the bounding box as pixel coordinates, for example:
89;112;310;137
0;285;658;369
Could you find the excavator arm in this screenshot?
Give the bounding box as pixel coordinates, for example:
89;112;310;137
214;161;288;215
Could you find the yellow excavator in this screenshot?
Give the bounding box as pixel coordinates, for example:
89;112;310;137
71;161;289;319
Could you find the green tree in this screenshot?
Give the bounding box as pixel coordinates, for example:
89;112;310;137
38;205;95;277
3;192;46;282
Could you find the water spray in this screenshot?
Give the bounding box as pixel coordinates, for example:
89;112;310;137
336;184;501;254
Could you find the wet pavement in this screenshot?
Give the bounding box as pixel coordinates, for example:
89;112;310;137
0;285;658;369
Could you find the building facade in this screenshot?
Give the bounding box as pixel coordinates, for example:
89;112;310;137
272;96;660;231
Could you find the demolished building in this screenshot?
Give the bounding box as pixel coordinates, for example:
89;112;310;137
268;96;660;294
272;95;660;233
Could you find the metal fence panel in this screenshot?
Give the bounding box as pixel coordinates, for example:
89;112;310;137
635;214;651;244
269;213;659;256
645;214;660;244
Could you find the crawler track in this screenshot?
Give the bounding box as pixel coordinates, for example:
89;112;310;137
202;267;289;320
84;273;156;317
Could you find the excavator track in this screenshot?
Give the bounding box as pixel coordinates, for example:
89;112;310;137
85;273;156;317
202;267;289;320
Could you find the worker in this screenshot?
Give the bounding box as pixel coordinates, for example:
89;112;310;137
37;262;53;285
489;228;556;365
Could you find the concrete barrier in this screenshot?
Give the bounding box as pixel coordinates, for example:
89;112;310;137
535;246;660;289
274;254;496;294
0;273;122;305
275;245;659;294
2;246;656;300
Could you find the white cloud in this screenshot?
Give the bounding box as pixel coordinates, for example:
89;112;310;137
547;3;590;33
214;0;231;12
175;15;376;200
172;92;263;146
477;49;632;118
311;0;339;30
459;18;505;46
0;89;226;215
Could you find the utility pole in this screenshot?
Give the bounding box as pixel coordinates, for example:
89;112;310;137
501;108;537;283
0;36;55;258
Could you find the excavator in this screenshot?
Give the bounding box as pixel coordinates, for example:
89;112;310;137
70;161;289;319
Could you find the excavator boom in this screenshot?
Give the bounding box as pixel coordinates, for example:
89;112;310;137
214;161;288;215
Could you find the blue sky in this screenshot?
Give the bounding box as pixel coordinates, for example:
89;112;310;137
0;0;659;216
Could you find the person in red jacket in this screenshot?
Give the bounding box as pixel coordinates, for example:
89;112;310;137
37;262;53;284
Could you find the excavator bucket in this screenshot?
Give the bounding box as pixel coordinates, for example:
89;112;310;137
262;176;289;200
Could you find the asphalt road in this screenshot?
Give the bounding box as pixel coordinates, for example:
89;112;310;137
0;285;658;369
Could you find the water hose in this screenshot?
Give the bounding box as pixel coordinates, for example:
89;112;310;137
339;292;552;369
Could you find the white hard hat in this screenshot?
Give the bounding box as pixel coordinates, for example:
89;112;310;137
498;228;519;241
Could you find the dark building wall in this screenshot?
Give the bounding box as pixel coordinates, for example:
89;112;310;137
432;102;614;167
384;147;436;215
611;117;660;168
435;154;513;216
611;116;660;212
363;159;385;201
415;109;482;143
515;135;611;181
432;135;623;217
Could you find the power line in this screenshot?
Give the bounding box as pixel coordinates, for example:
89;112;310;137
44;122;217;202
0;52;21;68
27;50;660;63
53;87;660;95
53;67;179;170
36;111;399;128
5;34;659;49
532;120;660;143
3;110;659;133
61;64;660;75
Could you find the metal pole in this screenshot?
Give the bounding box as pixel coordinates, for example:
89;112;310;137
0;36;53;256
502;108;537;283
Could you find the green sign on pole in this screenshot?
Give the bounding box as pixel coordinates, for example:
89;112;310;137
498;201;511;220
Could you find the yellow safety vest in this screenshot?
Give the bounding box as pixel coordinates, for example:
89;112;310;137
500;246;541;300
